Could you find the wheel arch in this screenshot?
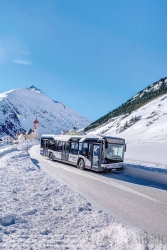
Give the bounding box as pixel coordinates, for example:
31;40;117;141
77;157;85;170
77;157;85;166
49;151;53;160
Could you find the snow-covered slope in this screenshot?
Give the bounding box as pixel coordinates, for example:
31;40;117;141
88;93;167;141
85;77;167;132
131;77;167;101
0;85;91;137
88;93;167;164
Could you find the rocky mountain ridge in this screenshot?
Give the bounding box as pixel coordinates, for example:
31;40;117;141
84;77;167;132
0;86;91;138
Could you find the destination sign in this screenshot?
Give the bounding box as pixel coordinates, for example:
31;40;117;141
106;138;125;144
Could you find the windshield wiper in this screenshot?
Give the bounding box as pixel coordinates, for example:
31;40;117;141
105;158;123;163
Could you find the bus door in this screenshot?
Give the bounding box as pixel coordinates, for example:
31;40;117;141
43;139;49;157
61;142;70;162
92;144;100;168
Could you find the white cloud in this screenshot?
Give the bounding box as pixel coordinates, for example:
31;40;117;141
13;59;32;65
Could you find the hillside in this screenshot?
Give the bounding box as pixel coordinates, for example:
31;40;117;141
87;91;167;137
86;92;167;165
84;77;167;132
0;85;91;138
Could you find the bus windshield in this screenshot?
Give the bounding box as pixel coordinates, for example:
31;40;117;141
103;143;124;161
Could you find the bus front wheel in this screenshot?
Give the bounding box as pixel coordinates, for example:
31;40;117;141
78;159;85;170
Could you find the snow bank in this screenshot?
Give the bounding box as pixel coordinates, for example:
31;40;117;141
124;160;167;186
0;142;166;249
124;159;167;173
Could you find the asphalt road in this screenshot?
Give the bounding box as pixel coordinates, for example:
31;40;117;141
29;145;167;243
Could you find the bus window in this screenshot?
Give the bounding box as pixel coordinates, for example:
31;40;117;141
82;143;88;156
79;143;82;154
88;143;92;159
70;142;78;154
50;140;57;151
48;140;51;149
57;141;63;152
103;143;124;161
65;142;70;152
41;139;44;148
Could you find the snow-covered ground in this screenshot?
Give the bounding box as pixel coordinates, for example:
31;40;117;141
1;141;166;249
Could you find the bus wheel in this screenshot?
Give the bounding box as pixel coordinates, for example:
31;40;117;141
49;152;53;160
78;159;85;170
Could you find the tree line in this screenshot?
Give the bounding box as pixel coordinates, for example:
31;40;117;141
84;77;167;132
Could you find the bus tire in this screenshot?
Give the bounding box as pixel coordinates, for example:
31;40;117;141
78;158;85;170
49;152;53;160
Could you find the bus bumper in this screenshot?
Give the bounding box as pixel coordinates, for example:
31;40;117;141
101;163;124;170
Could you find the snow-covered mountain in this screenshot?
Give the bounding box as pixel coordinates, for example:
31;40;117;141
85;76;167;143
0;85;91;137
131;77;167;101
88;93;167;165
88;93;167;142
85;77;167;132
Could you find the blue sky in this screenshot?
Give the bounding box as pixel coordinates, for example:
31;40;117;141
0;1;167;120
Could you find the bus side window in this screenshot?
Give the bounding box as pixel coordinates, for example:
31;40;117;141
88;143;92;159
82;143;88;156
50;140;56;151
53;140;57;151
79;143;82;154
48;140;51;149
70;142;78;154
65;142;70;152
41;139;44;148
57;141;63;152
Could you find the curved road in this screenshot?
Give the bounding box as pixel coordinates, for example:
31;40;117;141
29;145;167;243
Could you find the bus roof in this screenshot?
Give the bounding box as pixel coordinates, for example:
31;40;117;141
79;135;125;144
41;134;82;142
53;135;82;142
41;134;125;144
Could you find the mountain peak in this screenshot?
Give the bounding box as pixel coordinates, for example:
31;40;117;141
26;85;43;94
0;86;91;137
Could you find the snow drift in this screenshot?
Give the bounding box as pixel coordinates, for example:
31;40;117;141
0;141;159;249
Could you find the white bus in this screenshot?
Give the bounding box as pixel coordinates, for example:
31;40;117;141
40;134;126;172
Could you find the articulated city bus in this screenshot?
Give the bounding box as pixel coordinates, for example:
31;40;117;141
40;134;126;172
